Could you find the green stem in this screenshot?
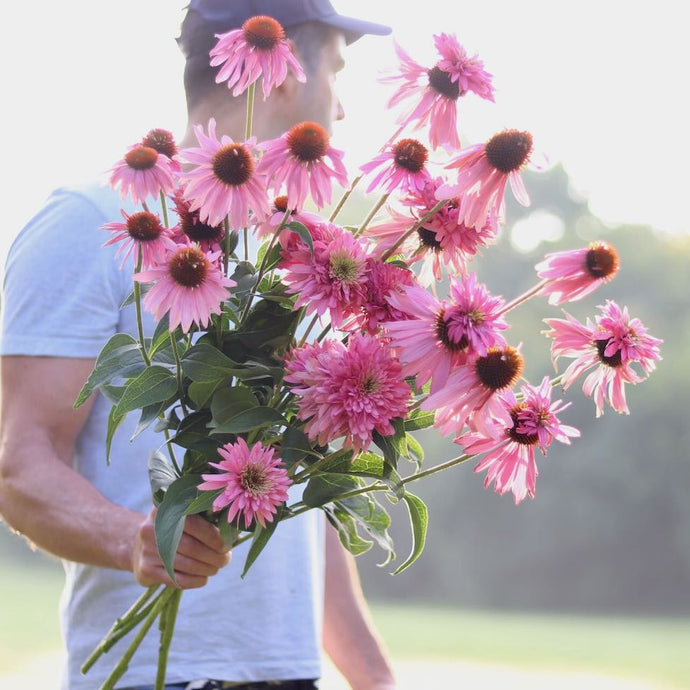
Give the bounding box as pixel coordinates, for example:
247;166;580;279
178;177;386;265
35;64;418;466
133;247;151;366
329;174;362;223
245;82;255;141
498;279;550;315
98;587;176;690
169;333;189;417
355;193;389;237
154;589;182;690
158;190;170;229
81;585;162;674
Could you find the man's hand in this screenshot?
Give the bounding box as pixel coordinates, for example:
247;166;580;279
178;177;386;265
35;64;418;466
133;508;232;588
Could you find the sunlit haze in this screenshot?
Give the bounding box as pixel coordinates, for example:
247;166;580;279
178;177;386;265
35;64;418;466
3;0;687;267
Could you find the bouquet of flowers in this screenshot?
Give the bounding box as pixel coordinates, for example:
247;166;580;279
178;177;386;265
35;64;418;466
77;15;662;689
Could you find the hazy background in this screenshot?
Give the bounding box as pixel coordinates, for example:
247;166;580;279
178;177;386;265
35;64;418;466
1;0;688;686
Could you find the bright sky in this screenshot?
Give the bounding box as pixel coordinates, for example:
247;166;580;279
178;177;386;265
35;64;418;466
3;0;687;267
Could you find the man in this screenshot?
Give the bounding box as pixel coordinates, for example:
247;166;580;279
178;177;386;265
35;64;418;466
0;1;397;688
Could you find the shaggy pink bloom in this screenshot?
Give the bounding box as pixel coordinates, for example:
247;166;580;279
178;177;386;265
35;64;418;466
344;258;417;335
384;275;509;392
210;15;305;99
543;300;662;416
366;177;498;284
536;241;620;305
198;438;291;528
438;129;534;230
422;346;524;438
257;121;348;210
170;187;226;252
284;334;411;452
102;209;176;269
381;34;494;150
109;144;176;205
279;221;369;328
360;138;431;195
134;244;236;332
456;377;580;504
177;118;269;229
254;195;323;240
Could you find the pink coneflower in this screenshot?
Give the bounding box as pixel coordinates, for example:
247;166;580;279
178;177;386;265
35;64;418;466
344;258;417;335
437;129;534;230
280;221;369;328
367;176;499;284
254;195;323;240
141;128;181;172
384;275;509;392
134;244;235;332
381;34;494;150
422;346;524;438
284;334;411;452
257;121;348;210
360;138;431;195
536;241;620;305
170;187;226;252
456;377;580;504
198;438;291;528
210;15;306;99
177;119;269;229
543;300;662;416
102;209;176;269
109;144;176;205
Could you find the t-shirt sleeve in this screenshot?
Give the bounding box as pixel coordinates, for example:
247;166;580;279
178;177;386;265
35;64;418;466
0;187;127;358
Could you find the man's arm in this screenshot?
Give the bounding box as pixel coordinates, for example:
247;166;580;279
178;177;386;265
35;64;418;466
0;355;230;588
323;524;397;690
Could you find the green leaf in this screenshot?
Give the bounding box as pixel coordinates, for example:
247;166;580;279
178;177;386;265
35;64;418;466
325;508;373;557
336;494;394;564
181;344;243;382
148;450;177;505
114;366;178;417
241;516;280;578
131;400;169;440
372;419;407;469
104;405;127;465
210;386;258;425
211;406;286;435
404;409;435;432
302;473;362;508
405;432;424;467
154;475;200;584
393;492;428;575
74;333;144;407
279;425;316;468
286;221;313;255
188;378;226;410
184;487;222;516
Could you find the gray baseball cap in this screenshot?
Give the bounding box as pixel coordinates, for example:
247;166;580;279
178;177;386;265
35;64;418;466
184;0;392;46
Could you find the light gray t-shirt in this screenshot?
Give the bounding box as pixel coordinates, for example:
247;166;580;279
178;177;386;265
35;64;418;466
0;184;325;689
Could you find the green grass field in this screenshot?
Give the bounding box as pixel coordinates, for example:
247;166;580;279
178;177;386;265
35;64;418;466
2;563;689;688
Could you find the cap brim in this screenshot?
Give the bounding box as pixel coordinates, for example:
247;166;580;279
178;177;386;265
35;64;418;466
318;12;392;44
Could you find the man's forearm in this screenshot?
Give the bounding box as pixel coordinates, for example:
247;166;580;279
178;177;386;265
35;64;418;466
323;525;397;690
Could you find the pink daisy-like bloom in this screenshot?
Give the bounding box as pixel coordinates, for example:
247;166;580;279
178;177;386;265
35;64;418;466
381;34;494;150
170;187;226;253
279;221;369;328
210;15;306;99
254;195;323;240
284;333;411;452
384;275;509;393
109;144;176;205
360;138;432;195
177;118;270;229
198;438;291;528
422;345;524;438
366;176;499;285
535;241;620;305
437;129;534;230
543;300;662;416
257;121;348;210
343;258;417;335
456;377;580;504
141;128;181;172
102;209;176;269
134;244;236;332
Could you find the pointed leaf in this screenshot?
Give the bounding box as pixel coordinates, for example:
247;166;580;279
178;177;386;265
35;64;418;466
241;516;280;578
302;474;362;508
114;366;178;417
211;406;286;434
393;492;428;574
182;344;243;382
